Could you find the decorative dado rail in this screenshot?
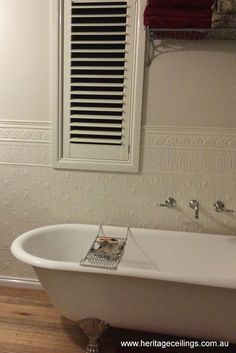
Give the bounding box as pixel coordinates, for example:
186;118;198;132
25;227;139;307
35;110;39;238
0;121;51;167
0;121;236;176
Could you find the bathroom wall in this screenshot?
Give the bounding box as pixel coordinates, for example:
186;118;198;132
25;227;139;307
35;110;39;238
0;0;51;122
0;0;236;278
144;41;236;128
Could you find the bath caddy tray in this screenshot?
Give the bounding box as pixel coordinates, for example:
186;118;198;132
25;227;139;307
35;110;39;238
80;225;129;270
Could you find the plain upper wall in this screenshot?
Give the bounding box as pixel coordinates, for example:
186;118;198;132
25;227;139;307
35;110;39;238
0;0;51;122
143;40;236;127
0;0;236;127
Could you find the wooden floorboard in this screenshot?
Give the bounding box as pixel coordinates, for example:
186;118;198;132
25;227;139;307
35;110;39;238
0;287;235;353
0;287;89;353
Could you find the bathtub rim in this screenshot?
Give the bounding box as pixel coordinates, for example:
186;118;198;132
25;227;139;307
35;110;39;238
11;223;236;290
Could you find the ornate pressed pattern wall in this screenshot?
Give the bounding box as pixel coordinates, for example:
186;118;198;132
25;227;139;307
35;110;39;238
1;121;236;278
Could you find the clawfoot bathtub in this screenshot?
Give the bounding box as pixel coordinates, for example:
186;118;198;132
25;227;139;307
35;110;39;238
11;224;236;343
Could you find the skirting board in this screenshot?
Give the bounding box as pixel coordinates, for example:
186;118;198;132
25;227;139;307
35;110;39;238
0;276;42;290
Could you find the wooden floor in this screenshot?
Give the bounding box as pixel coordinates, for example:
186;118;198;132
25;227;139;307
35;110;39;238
0;287;235;353
0;287;142;353
0;287;89;353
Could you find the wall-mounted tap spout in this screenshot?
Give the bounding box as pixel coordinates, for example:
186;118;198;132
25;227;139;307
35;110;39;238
189;200;199;219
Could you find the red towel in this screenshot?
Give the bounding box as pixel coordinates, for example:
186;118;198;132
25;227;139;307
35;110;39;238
144;8;212;28
143;0;213;39
144;15;211;28
144;8;212;17
147;0;215;8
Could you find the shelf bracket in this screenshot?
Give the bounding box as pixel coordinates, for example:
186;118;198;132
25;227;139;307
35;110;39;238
145;28;155;67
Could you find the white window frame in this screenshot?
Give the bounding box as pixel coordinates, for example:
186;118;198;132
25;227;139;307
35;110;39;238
51;0;146;173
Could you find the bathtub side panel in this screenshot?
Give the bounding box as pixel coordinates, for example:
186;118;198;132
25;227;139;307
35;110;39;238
34;267;236;343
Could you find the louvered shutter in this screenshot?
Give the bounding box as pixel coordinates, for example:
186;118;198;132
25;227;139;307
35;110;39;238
56;0;145;171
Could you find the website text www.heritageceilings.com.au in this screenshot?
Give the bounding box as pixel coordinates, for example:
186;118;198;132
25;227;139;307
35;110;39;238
119;339;230;350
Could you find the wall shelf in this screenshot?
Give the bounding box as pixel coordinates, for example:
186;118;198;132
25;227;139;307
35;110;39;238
146;27;236;66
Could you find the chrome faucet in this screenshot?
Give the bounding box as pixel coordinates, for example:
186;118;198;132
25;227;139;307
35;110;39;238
189;200;199;219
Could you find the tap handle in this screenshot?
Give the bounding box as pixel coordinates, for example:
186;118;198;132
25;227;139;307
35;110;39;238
189;200;199;209
158;197;176;208
213;201;234;213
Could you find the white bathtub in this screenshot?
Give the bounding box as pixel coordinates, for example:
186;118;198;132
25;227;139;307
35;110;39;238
11;224;236;342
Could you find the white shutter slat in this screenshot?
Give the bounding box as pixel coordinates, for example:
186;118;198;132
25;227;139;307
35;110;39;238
71;49;126;53
71;130;122;136
72;5;128;9
71;115;123;120
71;58;125;62
71;66;125;70
71;91;124;95
71;41;127;44
71;99;124;104
72;23;127;27
71;123;123;128
71;14;127;18
72;32;127;35
71;82;124;87
71;74;126;79
70;138;122;144
71;107;123;112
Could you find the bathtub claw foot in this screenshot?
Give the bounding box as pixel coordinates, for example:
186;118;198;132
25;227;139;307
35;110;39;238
78;317;109;353
86;341;99;353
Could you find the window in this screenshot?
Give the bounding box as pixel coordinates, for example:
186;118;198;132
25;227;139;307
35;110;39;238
53;0;145;172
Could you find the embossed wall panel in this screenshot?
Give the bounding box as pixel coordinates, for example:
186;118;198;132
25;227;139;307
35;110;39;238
0;122;236;278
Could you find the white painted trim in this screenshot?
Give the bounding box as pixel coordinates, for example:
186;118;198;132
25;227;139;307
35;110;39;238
142;125;236;135
1;121;236;136
141;126;236;151
51;0;60;170
0;122;51;142
0;162;51;167
0;276;42;290
0;139;50;144
0;120;51;129
129;0;146;173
